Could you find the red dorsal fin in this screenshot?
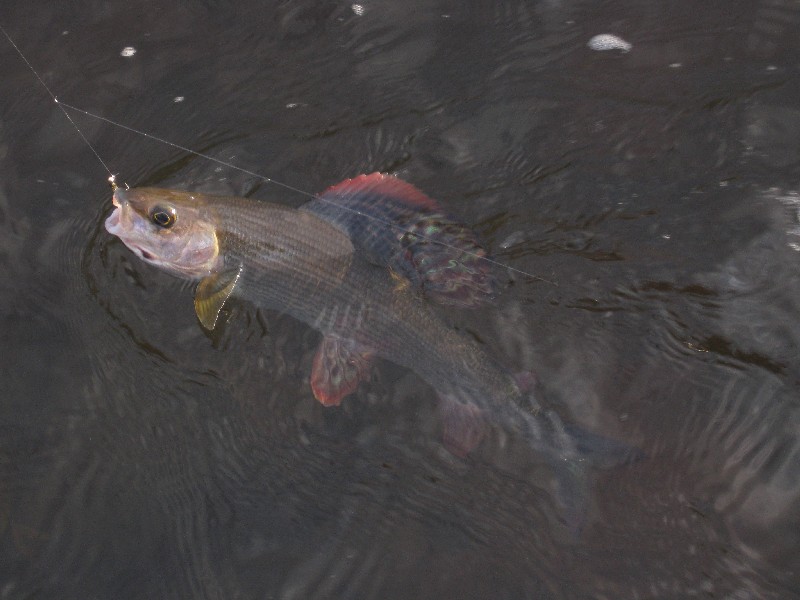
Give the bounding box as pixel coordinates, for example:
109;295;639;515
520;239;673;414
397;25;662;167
314;173;498;308
322;173;440;210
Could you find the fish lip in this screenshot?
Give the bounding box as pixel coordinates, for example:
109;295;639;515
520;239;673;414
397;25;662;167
106;188;130;235
105;206;121;235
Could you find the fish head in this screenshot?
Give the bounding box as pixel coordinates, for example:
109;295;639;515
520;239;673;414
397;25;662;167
105;187;221;279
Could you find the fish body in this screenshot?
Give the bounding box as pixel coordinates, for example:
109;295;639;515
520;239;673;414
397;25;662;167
105;177;520;450
105;174;638;501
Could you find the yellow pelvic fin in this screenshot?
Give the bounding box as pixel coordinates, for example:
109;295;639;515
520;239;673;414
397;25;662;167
194;268;242;330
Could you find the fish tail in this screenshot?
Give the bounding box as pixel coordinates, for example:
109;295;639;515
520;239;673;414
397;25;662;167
549;451;592;535
504;404;642;533
561;421;644;468
527;408;592;533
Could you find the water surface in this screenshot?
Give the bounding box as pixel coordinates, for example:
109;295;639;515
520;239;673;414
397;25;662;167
1;1;799;598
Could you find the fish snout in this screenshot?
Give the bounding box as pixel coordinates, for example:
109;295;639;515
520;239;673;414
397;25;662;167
105;206;122;236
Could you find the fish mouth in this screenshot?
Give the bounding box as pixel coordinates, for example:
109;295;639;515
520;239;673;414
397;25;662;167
105;206;121;235
104;206;156;262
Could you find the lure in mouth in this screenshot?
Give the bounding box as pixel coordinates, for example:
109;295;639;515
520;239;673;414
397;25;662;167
105;187;129;235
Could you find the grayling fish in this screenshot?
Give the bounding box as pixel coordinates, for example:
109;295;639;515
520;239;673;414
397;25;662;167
104;174;637;525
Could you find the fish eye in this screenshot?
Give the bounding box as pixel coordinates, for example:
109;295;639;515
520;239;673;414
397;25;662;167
150;206;177;228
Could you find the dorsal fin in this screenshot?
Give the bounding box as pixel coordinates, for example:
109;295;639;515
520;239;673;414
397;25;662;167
321;172;440;210
305;174;498;308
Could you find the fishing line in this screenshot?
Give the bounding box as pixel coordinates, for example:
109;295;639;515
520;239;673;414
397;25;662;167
3;24;555;286
58;102;556;286
0;23;116;183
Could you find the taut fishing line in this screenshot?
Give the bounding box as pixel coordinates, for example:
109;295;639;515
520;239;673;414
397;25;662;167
1;23;555;286
0;24;115;182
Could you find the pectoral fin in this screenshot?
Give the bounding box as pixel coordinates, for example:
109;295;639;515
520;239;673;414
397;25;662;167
194;268;242;331
311;336;374;407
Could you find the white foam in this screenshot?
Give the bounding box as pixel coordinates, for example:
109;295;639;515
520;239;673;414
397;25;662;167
587;34;632;53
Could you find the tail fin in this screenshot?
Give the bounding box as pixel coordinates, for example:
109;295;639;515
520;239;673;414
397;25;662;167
498;404;643;534
562;421;644;468
435;374;643;533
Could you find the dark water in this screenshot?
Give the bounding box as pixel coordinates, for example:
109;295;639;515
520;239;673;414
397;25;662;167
1;1;799;598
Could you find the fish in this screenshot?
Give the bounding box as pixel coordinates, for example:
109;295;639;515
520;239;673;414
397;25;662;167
104;174;518;448
104;173;638;526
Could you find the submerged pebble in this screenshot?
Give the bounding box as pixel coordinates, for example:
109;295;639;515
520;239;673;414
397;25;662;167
587;34;632;52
